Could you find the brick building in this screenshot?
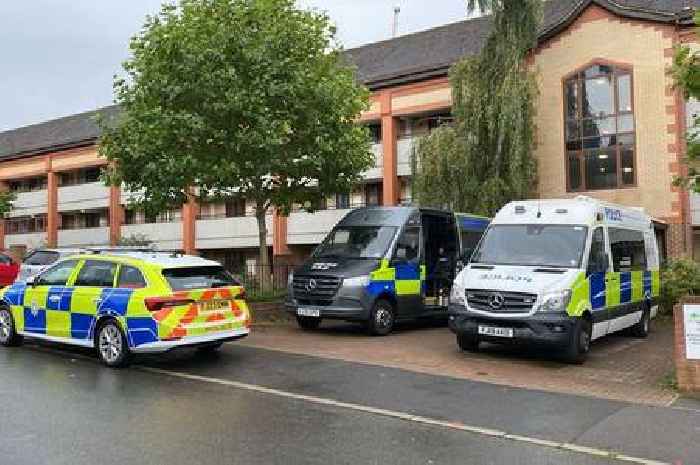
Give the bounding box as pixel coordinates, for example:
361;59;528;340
0;0;698;269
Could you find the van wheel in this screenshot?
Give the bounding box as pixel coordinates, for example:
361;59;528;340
0;307;22;347
368;299;395;336
564;317;591;364
96;320;131;368
630;305;651;338
296;316;322;330
457;333;479;352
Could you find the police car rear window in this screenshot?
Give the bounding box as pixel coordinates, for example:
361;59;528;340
23;250;59;266
162;266;238;291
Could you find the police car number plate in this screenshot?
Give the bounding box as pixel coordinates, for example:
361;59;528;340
297;307;321;317
201;300;231;312
478;326;514;338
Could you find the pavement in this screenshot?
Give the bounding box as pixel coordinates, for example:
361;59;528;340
1;337;698;465
245;317;677;406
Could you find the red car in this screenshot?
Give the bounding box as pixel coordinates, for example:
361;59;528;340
0;252;19;286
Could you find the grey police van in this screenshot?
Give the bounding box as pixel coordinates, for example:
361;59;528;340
285;207;488;335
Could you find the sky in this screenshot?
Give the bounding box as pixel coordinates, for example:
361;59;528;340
0;0;470;132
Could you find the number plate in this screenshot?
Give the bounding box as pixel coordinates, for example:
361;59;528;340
297;307;321;317
201;300;231;312
478;325;514;338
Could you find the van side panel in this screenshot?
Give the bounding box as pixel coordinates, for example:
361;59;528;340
566;272;590;317
367;259;425;302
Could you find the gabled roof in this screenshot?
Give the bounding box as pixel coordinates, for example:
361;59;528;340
347;0;699;89
0;105;120;161
1;0;698;162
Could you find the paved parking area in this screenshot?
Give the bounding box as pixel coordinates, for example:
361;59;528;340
244;317;676;406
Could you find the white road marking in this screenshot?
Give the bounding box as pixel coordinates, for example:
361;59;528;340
137;365;670;465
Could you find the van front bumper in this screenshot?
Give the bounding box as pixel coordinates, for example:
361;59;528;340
132;328;250;353
285;293;373;322
448;304;574;346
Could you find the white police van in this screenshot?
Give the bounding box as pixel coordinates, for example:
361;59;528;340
448;196;660;363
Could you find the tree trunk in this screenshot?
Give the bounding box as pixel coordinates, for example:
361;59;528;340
255;205;271;293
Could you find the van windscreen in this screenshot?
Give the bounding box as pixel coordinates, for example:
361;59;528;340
314;226;397;260
162;266;238;291
472;225;588;268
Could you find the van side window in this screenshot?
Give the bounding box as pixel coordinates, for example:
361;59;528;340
587;227;608;275
609;228;646;272
394;227;420;264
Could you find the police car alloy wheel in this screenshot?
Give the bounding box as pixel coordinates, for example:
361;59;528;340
97;321;130;368
0;307;21;347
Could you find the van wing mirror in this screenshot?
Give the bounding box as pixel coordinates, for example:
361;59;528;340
393;247;408;262
25;275;36;286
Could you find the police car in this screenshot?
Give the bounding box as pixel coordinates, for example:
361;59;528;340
0;250;250;367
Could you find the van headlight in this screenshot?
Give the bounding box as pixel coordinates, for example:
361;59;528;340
537;289;572;313
449;285;466;306
344;275;369;287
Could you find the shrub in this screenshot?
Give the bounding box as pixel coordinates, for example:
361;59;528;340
659;258;700;314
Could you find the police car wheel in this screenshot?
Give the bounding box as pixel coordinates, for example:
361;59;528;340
0;307;22;347
296;316;322;330
368;300;394;336
96;320;130;368
631;306;651;338
196;342;224;354
564;317;592;364
457;333;479;352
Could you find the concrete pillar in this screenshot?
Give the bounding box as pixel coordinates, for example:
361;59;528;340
182;196;198;254
109;185;122;246
380;92;399;206
46;171;58;247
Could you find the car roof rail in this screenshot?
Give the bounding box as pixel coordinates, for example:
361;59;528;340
86;246;186;258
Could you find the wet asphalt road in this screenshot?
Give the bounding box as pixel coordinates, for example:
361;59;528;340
0;341;698;465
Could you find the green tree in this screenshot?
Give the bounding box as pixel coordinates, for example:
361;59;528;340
412;0;541;216
671;15;700;190
0;191;15;217
99;0;372;281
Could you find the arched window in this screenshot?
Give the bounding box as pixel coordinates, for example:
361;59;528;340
564;63;635;191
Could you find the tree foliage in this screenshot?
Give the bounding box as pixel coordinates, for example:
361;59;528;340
99;0;372;272
671;15;700;190
0;190;15;217
412;0;541;216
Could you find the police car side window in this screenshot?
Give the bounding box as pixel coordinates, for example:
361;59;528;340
75;260;118;287
117;265;147;289
587;228;608;275
609;228;646;272
36;260;78;286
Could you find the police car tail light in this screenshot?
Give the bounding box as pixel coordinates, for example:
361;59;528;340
145;296;195;312
237;287;247;300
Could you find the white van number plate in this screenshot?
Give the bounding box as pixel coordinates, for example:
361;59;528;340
478;326;514;338
297;307;321;317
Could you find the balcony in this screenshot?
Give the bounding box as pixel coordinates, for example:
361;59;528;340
58;227;110;247
9;190;47;218
287;209;350;245
196;215;272;250
361;143;383;180
122;222;183;250
397;137;415;177
58;182;110;212
5;232;46;249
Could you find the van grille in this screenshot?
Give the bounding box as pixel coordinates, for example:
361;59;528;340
292;275;341;302
466;289;537;314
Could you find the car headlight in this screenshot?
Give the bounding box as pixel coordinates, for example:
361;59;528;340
449;285;465;306
537;289;572;313
343;275;369;287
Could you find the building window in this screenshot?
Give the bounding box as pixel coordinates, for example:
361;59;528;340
365;182;382;206
59;209;108;230
335;192;350;209
564;63;635;191
5;215;46;235
9;176;47;193
368;123;382;144
58;167;102;186
225;198;247;217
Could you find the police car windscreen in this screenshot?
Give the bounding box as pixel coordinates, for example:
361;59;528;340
471;225;588;268
162;266;239;291
314;226;397;260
